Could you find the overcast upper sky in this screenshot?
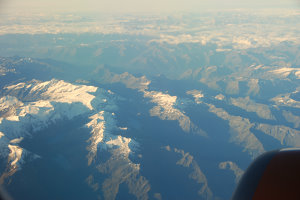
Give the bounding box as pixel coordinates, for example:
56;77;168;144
1;0;300;14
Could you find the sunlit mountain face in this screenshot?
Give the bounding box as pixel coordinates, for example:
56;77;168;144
0;8;300;200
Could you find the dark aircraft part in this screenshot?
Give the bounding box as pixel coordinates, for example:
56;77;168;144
232;148;300;200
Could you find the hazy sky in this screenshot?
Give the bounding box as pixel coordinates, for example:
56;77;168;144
1;0;300;14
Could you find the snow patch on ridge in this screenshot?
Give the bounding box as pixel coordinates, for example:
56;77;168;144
144;90;207;136
85;107;146;200
7;144;23;168
187;90;204;104
144;91;177;108
85;110;139;167
219;161;244;183
215;94;225;101
106;136;138;158
272;90;300;108
270;67;300;79
86;111;118;165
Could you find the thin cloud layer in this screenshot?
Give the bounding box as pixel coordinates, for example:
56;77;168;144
1;0;299;14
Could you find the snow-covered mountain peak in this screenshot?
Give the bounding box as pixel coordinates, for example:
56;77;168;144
0;79;121;183
3;79;98;110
